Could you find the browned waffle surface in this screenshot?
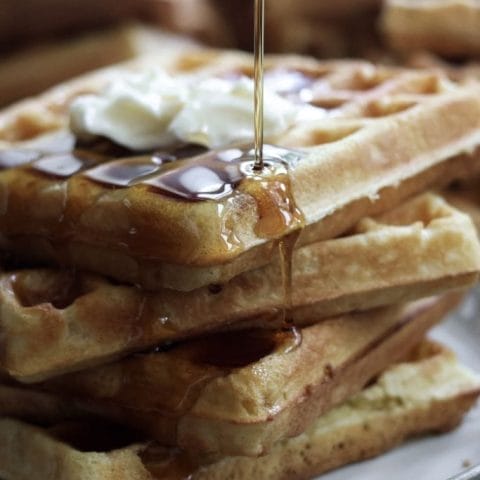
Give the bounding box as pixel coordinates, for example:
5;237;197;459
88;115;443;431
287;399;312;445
2;194;479;383
382;0;480;56
0;339;478;479
1;53;480;290
37;293;463;457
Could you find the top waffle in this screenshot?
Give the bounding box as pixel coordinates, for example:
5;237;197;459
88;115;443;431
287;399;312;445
1;52;480;290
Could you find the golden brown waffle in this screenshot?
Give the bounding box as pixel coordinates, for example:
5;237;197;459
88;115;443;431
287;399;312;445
382;0;480;56
38;294;463;457
0;340;478;480
2;193;479;383
1;53;480;290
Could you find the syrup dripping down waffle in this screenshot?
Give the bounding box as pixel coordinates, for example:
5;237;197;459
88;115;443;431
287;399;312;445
1;193;478;383
1;54;480;290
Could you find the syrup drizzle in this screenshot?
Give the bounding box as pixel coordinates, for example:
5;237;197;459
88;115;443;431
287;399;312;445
278;231;303;351
84;145;208;188
279;231;301;325
250;0;303;340
143;147;246;201
85;156;165;187
253;0;265;171
240;155;304;238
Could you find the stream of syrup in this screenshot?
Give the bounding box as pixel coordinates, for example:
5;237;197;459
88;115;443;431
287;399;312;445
251;0;303;337
253;0;265;172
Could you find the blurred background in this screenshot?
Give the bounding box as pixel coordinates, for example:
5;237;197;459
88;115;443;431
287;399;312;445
0;0;383;54
0;0;477;107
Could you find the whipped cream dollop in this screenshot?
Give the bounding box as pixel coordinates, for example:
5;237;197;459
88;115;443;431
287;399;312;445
69;69;320;150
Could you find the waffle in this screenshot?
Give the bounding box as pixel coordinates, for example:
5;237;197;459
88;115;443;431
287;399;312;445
382;0;480;56
2;193;479;383
37;294;463;457
0;24;199;107
0;340;478;480
1;54;480;290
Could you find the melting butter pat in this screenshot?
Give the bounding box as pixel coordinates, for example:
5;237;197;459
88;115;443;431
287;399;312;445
69;70;313;150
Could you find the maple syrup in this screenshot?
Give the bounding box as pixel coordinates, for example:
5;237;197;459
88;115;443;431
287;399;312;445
144;147;246;201
86;155;165;187
249;0;304;336
253;0;265;172
240;156;304;238
278;231;303;349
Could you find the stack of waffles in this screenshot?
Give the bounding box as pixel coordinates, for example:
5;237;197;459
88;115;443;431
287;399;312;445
0;50;480;480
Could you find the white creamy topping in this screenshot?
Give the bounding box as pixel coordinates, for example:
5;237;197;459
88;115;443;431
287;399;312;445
69;70;321;150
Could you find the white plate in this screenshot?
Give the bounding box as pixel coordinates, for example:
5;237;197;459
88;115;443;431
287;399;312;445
318;287;480;480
